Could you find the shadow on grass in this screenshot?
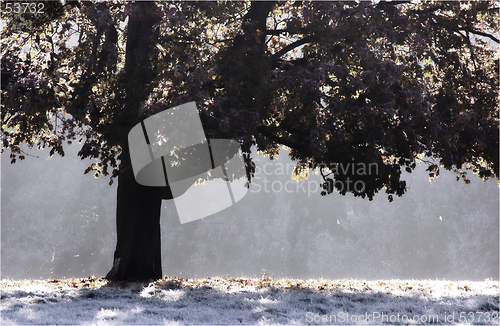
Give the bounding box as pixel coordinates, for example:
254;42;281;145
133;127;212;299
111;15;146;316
1;278;499;325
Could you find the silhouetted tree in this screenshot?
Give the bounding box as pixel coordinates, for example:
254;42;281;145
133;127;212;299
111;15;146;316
2;0;498;280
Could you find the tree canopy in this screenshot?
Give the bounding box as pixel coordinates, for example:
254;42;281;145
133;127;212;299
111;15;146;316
2;0;499;201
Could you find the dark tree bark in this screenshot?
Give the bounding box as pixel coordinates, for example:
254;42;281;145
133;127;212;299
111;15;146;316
105;145;164;281
105;2;164;281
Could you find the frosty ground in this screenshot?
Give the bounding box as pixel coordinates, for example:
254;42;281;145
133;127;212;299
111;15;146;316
1;277;498;325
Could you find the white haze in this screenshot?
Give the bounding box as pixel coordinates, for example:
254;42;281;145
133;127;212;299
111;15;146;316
1;142;498;281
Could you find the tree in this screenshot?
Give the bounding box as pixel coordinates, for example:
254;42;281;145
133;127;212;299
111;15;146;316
2;0;498;281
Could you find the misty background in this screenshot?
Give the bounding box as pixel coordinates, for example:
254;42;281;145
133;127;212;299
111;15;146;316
1;142;498;281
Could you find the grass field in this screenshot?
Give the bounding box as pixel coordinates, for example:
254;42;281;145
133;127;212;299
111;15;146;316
1;277;499;325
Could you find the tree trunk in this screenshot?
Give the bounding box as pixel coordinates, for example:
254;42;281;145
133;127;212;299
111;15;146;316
105;2;163;281
105;145;166;281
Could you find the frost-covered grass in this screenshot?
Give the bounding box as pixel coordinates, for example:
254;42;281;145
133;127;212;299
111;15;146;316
1;277;498;325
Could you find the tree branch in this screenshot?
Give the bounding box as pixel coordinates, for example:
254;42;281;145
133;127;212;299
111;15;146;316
461;27;499;43
257;126;308;152
272;57;309;69
265;28;309;36
272;36;312;59
266;29;290;36
243;1;277;31
233;1;277;49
